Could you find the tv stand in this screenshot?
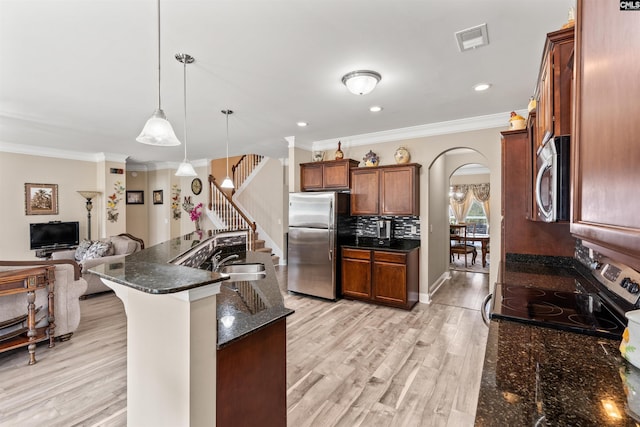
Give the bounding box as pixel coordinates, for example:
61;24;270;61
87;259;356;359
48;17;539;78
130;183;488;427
35;246;75;259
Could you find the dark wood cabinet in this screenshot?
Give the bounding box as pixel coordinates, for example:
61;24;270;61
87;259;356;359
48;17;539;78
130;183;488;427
571;0;640;270
217;318;287;427
501;129;575;261
341;248;372;299
300;159;359;191
341;247;419;310
350;164;421;216
534;27;574;152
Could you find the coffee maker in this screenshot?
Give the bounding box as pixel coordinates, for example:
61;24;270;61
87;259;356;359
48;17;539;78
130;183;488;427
376;220;392;241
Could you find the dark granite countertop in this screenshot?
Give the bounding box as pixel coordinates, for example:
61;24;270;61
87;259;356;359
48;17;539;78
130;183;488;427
216;251;293;349
90;233;294;349
475;255;637;425
90;233;228;294
341;237;420;252
476;319;636;426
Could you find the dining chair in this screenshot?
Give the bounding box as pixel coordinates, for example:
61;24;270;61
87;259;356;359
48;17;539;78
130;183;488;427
450;224;477;267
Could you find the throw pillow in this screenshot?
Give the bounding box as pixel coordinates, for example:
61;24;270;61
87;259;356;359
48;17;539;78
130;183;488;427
74;239;94;261
82;241;113;261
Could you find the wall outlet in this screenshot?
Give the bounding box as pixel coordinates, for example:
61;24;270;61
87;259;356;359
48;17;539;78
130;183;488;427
411;225;417;234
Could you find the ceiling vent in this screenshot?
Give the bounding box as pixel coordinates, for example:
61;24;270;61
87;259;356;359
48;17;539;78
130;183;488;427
455;23;489;52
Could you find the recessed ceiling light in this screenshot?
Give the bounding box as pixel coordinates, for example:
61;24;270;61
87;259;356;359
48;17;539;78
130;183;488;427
474;83;491;91
369;106;383;112
297;121;308;127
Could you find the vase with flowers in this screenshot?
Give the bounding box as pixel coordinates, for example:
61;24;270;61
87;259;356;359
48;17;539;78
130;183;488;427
182;197;203;231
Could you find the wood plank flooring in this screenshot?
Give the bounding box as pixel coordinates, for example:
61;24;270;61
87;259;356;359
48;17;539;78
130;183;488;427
0;268;489;426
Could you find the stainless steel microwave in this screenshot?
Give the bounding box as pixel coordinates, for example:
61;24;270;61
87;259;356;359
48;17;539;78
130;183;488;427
535;134;570;222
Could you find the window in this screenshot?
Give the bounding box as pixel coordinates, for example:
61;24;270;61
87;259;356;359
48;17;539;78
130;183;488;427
464;200;488;233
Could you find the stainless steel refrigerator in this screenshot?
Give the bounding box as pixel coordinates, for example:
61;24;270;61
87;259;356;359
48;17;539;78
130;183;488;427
287;191;351;300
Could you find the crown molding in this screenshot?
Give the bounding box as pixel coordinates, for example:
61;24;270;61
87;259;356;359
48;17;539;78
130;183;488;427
312;110;526;151
0;141;106;162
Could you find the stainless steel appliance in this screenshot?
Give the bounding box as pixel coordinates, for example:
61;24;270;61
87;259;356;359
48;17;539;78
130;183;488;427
287;192;351;300
376;220;392;240
490;255;640;339
535;133;570;222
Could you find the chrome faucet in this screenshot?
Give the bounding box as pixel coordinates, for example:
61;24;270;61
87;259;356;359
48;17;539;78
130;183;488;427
211;253;240;271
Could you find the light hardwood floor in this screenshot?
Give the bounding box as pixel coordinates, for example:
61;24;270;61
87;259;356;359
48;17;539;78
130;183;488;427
0;268;489;426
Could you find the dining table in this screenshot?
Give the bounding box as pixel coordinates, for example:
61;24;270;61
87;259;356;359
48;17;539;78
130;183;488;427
450;229;490;268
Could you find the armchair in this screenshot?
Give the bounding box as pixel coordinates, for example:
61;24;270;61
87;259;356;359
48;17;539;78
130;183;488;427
53;233;144;296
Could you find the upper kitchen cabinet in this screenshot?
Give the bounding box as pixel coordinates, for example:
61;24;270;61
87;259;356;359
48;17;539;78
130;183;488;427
300;159;359;191
571;0;640;269
350;164;421;216
534;27;574;151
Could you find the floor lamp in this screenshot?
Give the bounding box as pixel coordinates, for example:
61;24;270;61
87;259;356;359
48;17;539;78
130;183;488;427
77;191;101;240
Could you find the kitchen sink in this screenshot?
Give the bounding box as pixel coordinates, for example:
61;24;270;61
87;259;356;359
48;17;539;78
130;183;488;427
219;263;266;274
221;272;266;282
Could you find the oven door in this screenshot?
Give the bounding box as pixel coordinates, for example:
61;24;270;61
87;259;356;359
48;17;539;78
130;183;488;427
536;138;557;223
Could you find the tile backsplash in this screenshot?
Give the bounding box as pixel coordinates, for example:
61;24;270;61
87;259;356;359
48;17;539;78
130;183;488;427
355;216;420;239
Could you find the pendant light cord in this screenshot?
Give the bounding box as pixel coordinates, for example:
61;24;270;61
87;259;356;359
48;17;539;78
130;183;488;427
157;0;162;110
183;58;188;159
225;112;230;176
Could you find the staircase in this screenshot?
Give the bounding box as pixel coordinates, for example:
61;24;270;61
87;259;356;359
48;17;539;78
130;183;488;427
208;154;279;265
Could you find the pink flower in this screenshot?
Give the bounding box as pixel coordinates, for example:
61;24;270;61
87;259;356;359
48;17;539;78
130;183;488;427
190;202;203;222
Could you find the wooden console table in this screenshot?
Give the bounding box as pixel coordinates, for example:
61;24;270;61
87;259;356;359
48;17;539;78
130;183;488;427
0;266;55;364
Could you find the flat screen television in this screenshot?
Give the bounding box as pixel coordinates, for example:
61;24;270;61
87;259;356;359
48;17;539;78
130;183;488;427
29;221;80;250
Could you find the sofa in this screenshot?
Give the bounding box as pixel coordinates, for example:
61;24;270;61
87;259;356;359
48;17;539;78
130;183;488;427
52;233;144;296
0;259;88;340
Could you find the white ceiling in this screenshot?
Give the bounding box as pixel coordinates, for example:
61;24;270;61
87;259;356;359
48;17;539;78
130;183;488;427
0;0;572;167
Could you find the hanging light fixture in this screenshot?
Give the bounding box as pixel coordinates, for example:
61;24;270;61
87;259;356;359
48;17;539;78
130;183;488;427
175;53;197;177
341;70;382;95
220;110;235;189
136;0;180;146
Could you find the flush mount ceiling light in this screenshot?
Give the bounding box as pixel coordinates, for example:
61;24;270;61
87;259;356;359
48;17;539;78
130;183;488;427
341;70;381;95
174;53;197;177
369;106;383;112
136;0;180;146
474;83;491;91
220;110;235;189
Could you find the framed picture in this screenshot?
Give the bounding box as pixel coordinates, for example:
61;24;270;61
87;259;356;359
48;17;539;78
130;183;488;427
126;190;144;205
25;183;58;215
153;190;163;205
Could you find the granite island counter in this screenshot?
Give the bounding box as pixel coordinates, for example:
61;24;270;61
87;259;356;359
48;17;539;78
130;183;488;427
90;232;293;427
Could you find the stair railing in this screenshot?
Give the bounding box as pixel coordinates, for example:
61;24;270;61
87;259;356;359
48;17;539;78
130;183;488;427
231;154;264;193
208;175;256;251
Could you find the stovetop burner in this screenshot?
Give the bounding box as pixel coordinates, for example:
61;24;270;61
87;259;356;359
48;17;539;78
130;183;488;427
492;283;626;339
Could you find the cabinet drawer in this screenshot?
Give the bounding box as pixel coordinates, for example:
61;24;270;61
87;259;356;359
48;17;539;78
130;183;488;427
373;251;406;264
342;248;371;260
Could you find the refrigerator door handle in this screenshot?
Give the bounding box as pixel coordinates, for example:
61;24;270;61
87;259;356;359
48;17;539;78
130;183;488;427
328;199;334;261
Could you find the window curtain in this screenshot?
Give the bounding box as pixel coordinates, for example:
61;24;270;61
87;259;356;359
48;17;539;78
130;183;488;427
471;183;490;228
449;183;490;227
449;185;473;224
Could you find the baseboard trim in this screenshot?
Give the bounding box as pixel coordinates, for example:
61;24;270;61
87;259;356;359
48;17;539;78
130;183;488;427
426;271;451;302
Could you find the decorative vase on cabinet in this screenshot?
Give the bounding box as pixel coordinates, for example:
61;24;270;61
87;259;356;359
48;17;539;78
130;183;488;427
335;141;344;160
363;150;379;167
394;146;410;164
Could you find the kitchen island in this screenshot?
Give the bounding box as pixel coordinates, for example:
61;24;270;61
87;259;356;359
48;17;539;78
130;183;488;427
90;232;293;427
475;257;636;425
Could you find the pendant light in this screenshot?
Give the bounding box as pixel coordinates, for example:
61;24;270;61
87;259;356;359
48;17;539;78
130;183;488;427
136;0;180;146
175;53;197;177
220;110;234;189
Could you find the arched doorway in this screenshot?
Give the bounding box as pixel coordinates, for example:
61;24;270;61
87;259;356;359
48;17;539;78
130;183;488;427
427;147;492;304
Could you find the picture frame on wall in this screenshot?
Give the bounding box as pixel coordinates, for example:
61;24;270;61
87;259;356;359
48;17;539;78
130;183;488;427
153;190;163;205
126;190;144;205
25;183;58;215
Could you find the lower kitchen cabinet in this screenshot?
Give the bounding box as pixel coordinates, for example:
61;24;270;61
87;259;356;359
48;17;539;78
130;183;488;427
217;318;287;427
341;247;419;310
